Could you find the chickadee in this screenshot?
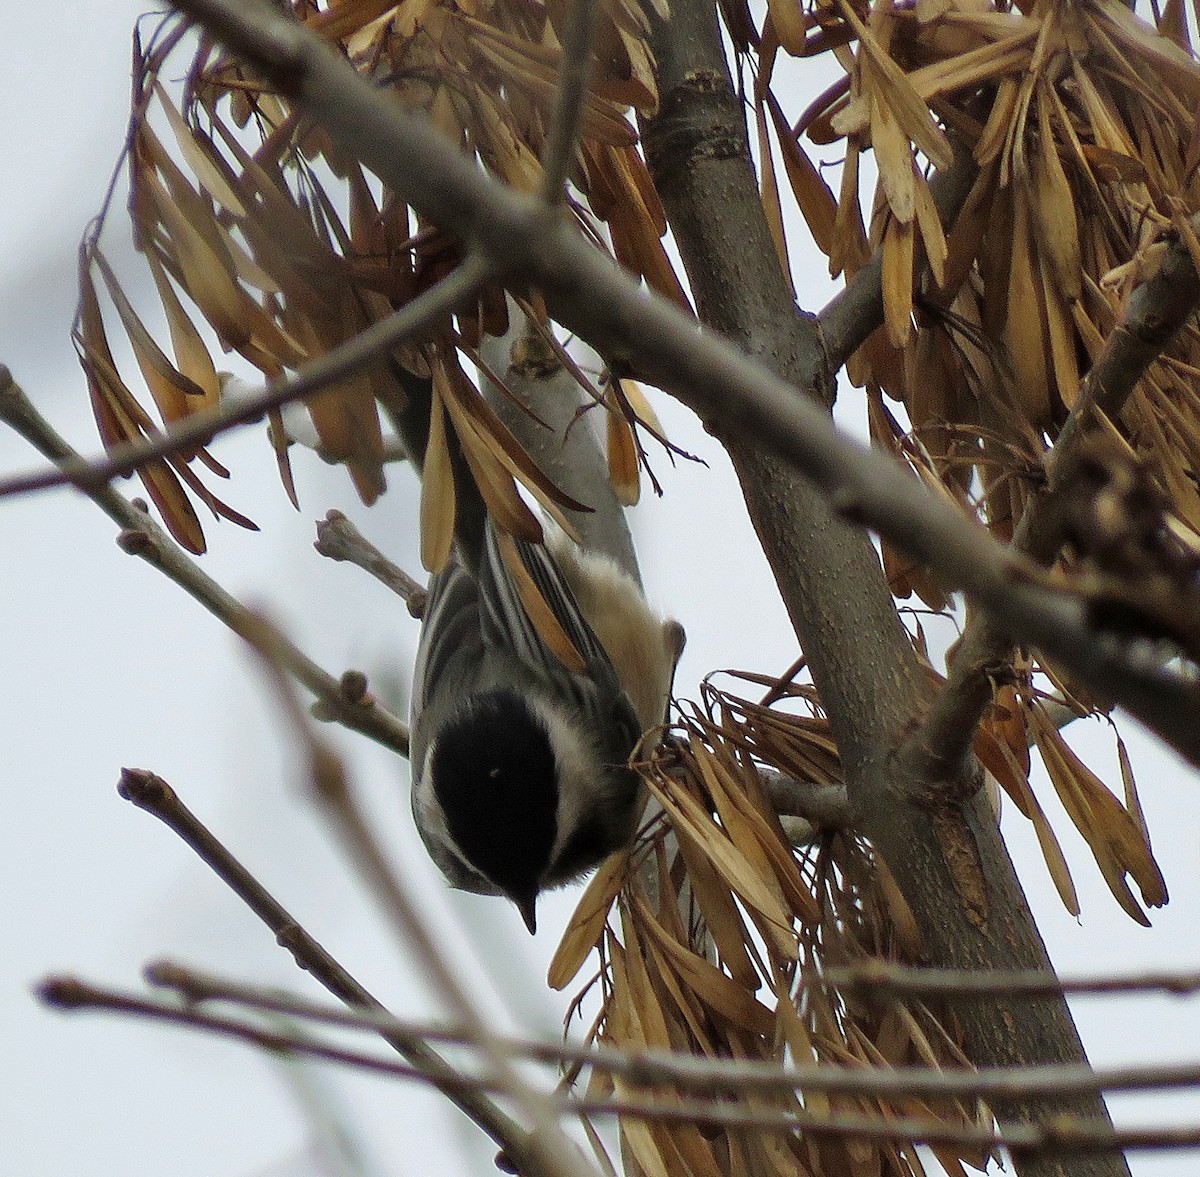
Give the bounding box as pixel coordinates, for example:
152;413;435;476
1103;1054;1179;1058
409;521;680;933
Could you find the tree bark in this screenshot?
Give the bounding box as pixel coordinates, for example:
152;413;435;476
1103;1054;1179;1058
639;3;1131;1174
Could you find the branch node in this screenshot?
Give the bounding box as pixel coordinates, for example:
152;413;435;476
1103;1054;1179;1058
36;975;93;1011
116;526;156;558
117;767;175;813
144;959;193;996
339;669;372;706
275;921;313;968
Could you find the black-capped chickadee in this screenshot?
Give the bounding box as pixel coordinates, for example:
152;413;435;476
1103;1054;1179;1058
409;521;681;933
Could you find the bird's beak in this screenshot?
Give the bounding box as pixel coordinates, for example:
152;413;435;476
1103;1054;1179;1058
513;892;538;935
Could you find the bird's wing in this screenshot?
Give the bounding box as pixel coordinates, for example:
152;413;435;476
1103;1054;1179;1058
409;557;483;740
476;522;613;683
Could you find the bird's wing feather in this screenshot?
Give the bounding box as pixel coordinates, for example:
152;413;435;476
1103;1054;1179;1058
410;559;482;737
477;523;611;679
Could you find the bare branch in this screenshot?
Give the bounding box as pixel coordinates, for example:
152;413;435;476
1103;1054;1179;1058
40;974;485;1097
314;509;427;616
538;0;602;204
142;959;1200;1100
759;767;851;831
0;371;409;756
580;1094;1200;1158
113;768;533;1161
811;961;1200;999
39;973;1200;1155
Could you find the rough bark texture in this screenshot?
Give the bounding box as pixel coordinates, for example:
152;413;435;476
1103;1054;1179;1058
640;3;1131;1174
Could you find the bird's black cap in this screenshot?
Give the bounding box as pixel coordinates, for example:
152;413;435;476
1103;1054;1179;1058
431;689;558;932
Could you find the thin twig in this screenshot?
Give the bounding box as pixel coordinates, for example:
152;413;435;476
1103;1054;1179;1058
314;509;427;616
113;768;531;1159
538;0;602;204
810;961;1200;999
38;974;1200;1155
759;767;851;829
580;1094;1200;1157
162;0;1200;767
239;615;601;1177
0;255;492;502
818;144;980;372
0;370;409;756
142;959;1200;1099
40;975;490;1098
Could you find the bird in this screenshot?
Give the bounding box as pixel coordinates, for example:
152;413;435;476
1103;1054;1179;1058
408;519;681;933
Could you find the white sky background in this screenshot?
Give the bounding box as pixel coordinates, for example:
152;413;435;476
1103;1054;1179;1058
2;4;1199;1176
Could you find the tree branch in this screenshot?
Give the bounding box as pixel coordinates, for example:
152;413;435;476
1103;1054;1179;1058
759;768;851;831
812;960;1200;999
158;0;1200;770
0;370;410;755
114;768;553;1173
538;0;601;204
138;959;1200;1101
39;975;1200;1156
910;214;1200;783
314;509;427;616
634;5;1131;1177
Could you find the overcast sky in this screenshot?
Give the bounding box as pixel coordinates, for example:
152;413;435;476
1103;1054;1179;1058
3;5;1199;1176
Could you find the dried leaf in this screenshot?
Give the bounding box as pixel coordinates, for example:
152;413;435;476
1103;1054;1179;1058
155;80;247;216
620;907;682;1050
443;388;543;543
911;171;947;288
871;90;917;225
1032;704;1167;922
754;91;795;297
419;379;456;573
137;166;250;351
1003;190;1053;426
93;249;209;422
1033;94;1082;302
146;251;222;405
669;817;760;989
634;895;775;1036
873;855;924;957
1093;0;1200;103
766;0;808;56
77;251;208;553
549;849;627;990
648;775;795;948
607;404;641;507
766;89;838;257
1116;731;1151;846
838;0;955;170
882;215;915;348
